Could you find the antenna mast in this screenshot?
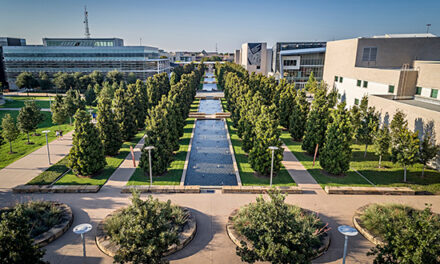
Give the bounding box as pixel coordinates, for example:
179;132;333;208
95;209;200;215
84;6;91;39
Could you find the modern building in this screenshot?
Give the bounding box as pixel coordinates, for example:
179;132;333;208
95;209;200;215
234;49;241;64
0;37;26;88
3;37;170;89
240;43;271;75
323;33;440;149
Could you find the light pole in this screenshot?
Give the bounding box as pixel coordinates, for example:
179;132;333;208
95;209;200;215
73;223;92;259
338;225;358;264
42;130;51;164
145;146;155;187
268;146;278;187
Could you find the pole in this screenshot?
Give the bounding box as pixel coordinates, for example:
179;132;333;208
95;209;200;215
148;148;152;187
312;144;319;167
270;148;274;187
45;133;51;164
81;233;86;257
342;235;348;264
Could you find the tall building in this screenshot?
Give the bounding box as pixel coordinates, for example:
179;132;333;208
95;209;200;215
3;37;170;89
323;33;440;153
0;37;26;88
240;43;271;75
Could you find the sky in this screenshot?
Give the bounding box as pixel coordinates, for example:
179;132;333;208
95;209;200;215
1;0;439;52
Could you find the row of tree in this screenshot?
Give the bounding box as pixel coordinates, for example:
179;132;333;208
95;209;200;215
139;63;204;176
15;70;140;92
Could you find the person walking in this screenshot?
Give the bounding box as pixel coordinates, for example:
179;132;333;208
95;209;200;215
55;130;60;140
59;130;63;140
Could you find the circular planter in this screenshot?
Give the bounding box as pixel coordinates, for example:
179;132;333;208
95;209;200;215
226;208;331;260
96;206;197;257
352;204;385;246
0;202;73;247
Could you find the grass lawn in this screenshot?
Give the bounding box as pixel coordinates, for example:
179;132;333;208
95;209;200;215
281;131;440;194
1;98;51;109
190;99;200;112
221;98;228;112
127;118;195;185
27;156;69;185
4;96;52;100
55;131;145;185
0;111;73;170
226;118;296;186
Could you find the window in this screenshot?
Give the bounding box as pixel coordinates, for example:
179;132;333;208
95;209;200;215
363;81;368;88
339;77;343;83
362;47;377;62
357;80;362;87
334;76;338;82
431;89;438;98
283;60;297;66
416;86;422;95
354;98;360;105
256;66;260;70
388;85;395;93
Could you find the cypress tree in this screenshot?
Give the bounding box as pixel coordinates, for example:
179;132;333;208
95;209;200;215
390;110;408;144
17;101;43;144
64;89;85;125
304;71;317;93
373;125;391;168
51;95;68;125
288;89;310;141
84;84;96;106
319;102;353;175
97;97;122;156
302;87;329;155
133;80;148;129
113;83;137;141
278;82;296;128
68;109;106;176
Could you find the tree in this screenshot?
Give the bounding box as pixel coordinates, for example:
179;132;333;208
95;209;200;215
106;70;124;84
2;114;20;153
72;72;83;90
356;106;380;157
288;89;310;141
99;82;115;100
97;97;122;156
0;206;47;264
418;130;439;178
38;72;53;90
68;109;106;176
52;72;74;92
89;70;104;86
79;74;92;90
113;84;137;141
367;205;440;264
17;101;43;144
84;84;97;106
233;189;328;264
278;81;296;128
302;87;330;155
373;125;391;168
319;102;353;175
16;72;38;95
304;71;317;93
51;95;68;125
390;110;407;144
390;127;419;182
133;80;148;130
64;89;85;125
126;72;137;84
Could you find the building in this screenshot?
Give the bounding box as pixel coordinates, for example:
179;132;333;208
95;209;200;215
324;34;440;158
234;49;241;64
0;37;26;88
3;37;170;89
240;43;271;75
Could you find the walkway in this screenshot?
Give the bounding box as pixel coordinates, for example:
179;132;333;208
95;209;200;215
0;131;74;189
0;107;51;111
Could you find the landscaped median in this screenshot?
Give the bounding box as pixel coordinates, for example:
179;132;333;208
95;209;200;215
280;131;440;195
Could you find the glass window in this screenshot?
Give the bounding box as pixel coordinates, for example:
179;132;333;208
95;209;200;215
431;89;438;98
334;76;338;82
416;86;422;95
388;85;395;93
357;80;362;87
355;98;359;105
362;47;377;62
339;77;343;83
363;81;368;88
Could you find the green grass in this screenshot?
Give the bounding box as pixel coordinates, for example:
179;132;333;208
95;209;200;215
127;118;195;185
226;118;296;186
55;131;145;185
281;131;440;194
0;111;73;170
27;156;70;185
1;99;51;109
190;99;200;112
221;98;229;113
4;96;53;100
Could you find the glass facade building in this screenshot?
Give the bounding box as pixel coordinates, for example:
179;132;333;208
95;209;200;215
3;39;170;89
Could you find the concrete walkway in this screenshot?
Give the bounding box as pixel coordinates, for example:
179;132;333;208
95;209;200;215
0;131;74;189
0;107;51;111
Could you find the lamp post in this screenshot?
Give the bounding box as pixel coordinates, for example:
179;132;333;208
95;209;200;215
145;146;155;187
42;130;51;164
338;225;358;264
73;223;92;259
268;146;278;187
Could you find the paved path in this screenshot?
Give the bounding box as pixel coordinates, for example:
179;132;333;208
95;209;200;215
0;131;73;189
0;107;51;111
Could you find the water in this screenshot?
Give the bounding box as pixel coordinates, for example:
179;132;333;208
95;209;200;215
198;99;222;114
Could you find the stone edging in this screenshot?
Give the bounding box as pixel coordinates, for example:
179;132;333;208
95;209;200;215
96;206;197;257
1;202;73;247
180;118;197;186
352;204;384;245
222;185;302;194
226;208;330;260
121;185;200;193
325;186;415;195
13;184;100;193
223;118;242;186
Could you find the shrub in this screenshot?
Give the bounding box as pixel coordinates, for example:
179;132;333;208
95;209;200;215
105;192;188;264
233;189;328;264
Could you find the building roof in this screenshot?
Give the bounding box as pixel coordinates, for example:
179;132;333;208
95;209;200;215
372;33;438;38
280;47;326;56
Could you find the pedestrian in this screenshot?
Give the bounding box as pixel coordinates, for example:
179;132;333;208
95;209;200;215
55;130;60;140
59;130;63;140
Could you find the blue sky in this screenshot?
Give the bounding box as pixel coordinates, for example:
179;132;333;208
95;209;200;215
1;0;439;52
